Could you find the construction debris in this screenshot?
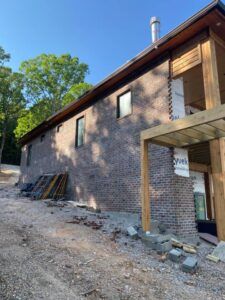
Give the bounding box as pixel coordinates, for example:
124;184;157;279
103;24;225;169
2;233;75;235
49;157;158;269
182;257;198;274
199;233;218;246
66;215;103;230
206;254;220;263
211;241;225;263
127;226;138;239
168;249;182;263
171;238;197;254
142;233;172;253
21;173;68;201
183;244;197;254
171;238;183;248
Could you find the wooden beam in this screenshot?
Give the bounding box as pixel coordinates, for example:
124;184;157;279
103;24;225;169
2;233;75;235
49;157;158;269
141;103;225;141
209;29;225;51
153;135;187;148
209;120;225;132
209;139;225;240
189;162;208;173
141;139;150;232
201;38;221;109
202;37;225;240
193;124;218;138
165;132;199;144
179;128;212;142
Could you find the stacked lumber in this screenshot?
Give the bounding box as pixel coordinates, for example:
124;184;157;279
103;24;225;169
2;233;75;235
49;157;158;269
171;238;197;254
30;173;68;200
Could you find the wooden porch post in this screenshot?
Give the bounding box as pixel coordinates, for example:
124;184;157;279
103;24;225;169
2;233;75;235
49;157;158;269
141;139;150;232
202;37;225;240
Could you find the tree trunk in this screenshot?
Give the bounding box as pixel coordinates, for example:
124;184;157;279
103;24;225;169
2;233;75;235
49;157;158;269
0;121;7;171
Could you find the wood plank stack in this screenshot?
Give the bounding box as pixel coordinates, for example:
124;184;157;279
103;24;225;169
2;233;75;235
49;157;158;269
30;173;68;200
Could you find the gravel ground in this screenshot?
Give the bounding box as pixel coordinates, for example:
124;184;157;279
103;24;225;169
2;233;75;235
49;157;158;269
0;185;225;299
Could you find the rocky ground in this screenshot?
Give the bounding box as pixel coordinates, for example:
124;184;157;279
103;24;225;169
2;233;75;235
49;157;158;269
0;185;225;299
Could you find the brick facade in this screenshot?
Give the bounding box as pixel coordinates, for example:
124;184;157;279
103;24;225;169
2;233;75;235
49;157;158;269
20;58;197;237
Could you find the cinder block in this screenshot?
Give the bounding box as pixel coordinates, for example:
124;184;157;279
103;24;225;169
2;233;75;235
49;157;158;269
142;237;158;250
182;257;198;273
127;226;138;239
168;249;182;262
155;234;171;244
156;240;172;253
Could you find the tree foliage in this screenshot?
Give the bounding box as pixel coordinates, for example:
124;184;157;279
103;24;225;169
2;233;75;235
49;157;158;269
20;53;90;112
0;66;26;166
15;54;92;139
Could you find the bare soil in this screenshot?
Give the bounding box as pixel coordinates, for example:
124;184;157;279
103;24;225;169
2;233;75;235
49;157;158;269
0;185;225;300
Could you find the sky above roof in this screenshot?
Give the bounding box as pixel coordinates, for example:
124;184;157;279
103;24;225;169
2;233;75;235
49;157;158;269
0;0;212;85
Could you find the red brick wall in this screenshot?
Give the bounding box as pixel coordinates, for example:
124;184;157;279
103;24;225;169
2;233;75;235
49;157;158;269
20;58;197;237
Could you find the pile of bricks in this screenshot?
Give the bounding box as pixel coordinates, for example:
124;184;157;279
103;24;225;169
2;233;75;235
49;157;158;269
142;233;172;254
141;233;199;273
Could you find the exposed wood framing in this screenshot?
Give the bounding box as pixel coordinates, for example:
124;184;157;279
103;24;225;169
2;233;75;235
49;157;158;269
140;32;225;237
141;103;225;146
201;36;225;241
141;140;150;232
209;29;225;51
189;162;208;173
201;37;221;109
172;43;202;78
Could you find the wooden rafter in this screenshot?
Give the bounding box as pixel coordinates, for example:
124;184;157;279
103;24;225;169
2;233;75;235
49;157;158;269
141;104;225;148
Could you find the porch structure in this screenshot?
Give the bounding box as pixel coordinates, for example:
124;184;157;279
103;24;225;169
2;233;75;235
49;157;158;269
141;30;225;241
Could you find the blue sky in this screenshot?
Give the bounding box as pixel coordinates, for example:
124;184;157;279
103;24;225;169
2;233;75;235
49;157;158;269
0;0;211;85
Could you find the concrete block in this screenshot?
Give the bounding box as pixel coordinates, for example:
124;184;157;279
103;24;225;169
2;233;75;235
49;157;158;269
182;257;198;273
127;226;138;239
142;237;158;250
151;220;160;234
156;240;172;254
168;249;182;262
158;223;167;234
155;234;171;244
212;241;225;263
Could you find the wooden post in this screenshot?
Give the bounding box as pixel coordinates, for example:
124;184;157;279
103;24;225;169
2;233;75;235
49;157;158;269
141;139;150;232
202;37;225;240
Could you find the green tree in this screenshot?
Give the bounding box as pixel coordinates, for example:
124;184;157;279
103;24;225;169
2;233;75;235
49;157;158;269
62;82;92;106
2;118;21;165
15;54;92;139
0;46;10;66
0;67;25;167
20;53;90;113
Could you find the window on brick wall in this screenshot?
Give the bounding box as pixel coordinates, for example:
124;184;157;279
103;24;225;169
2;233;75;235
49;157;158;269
27;144;32;166
117;90;132;118
40;134;45;142
75;116;85;147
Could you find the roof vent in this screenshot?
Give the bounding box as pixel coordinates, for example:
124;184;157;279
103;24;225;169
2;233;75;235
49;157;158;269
150;16;160;43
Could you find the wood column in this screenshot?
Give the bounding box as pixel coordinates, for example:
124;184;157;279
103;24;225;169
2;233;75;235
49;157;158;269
141;139;150;232
202;37;225;240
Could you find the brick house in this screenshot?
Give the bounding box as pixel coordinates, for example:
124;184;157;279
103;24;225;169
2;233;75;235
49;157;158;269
20;1;225;239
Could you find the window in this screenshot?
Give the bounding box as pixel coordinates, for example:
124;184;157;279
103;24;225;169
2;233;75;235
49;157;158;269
40;134;45;142
75;116;85;147
117;90;132;118
57;124;62;132
27;145;32;166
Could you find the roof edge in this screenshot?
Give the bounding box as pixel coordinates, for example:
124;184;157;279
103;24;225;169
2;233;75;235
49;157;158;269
19;0;225;145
